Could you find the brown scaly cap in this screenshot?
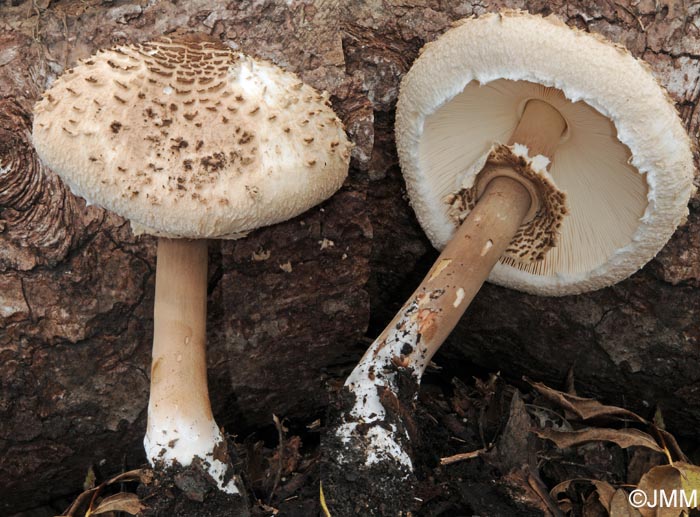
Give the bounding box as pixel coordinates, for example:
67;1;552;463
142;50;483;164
32;36;352;239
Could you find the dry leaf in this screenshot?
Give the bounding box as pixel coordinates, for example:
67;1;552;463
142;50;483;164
497;391;536;471
61;488;95;516
558;499;573;513
610;489;642;517
550;479;616;513
83;467;97;491
502;466;564;517
653;428;689;463
528;381;688;463
636;462;700;517
60;469;151;516
105;468;153;486
582;492;608;517
526;404;573;432
525;468;566;517
627;448;669;485
536;427;663;453
591;480;617;511
89;493;145;515
528;380;646;423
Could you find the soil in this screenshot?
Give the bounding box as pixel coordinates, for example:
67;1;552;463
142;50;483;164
138;474;250;517
321;368;420;516
2;1;699;513
19;355;695;517
136;445;250;517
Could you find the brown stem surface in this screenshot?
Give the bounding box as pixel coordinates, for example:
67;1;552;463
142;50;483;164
147;238;214;454
365;98;567;375
509;98;567;158
406;176;532;373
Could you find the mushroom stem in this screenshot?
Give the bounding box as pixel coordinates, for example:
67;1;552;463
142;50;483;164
339;177;531;459
144;238;239;494
364;174;532;377
509;98;568;158
334;98;566;470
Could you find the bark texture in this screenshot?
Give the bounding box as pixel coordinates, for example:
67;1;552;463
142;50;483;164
0;0;698;513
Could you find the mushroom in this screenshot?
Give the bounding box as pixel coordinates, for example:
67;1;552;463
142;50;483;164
323;10;695;513
32;34;351;494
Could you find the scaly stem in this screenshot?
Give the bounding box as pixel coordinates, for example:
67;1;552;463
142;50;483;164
338;176;531;470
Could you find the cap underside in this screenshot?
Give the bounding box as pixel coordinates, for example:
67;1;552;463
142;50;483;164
421;79;648;278
395;11;695;295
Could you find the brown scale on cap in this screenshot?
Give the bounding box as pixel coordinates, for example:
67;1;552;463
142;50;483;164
445;144;567;264
32;34;352;239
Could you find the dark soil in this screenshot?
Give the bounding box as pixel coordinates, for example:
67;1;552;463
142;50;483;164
321;371;419;516
12;362;700;517
136;447;250;517
321;457;417;516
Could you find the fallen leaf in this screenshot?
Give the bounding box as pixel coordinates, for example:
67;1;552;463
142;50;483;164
60;469;151;516
528;381;688;463
558;499;573;514
627;448;669;485
88;493;145;515
502;466;564;517
550;479;616;512
526;467;566;517
582;492;607;517
636;462;700;517
528;380;646;423
496;391;536;471
653;407;666;430
591;480;617;511
61;488;95;516
536;427;663;453
653;427;689;463
83;467;97;491
526;404;573;432
105;468;153;486
610;489;642;516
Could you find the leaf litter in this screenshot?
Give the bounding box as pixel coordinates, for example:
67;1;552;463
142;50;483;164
43;370;700;516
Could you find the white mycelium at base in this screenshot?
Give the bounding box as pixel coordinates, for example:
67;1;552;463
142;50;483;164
144;415;239;494
335;296;443;472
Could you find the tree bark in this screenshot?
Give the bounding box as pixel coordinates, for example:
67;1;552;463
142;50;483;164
0;0;698;513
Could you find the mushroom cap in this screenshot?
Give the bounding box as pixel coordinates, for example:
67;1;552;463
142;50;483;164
395;10;696;296
32;36;351;239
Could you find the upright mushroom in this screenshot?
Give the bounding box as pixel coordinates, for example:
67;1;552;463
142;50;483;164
323;10;695;514
32;34;351;495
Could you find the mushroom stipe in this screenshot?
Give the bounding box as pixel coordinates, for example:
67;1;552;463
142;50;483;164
323;10;695;515
146;238;239;492
326;92;566;497
32;34;351;497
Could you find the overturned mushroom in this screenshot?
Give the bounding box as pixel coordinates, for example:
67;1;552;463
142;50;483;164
323;10;695;514
32;34;351;497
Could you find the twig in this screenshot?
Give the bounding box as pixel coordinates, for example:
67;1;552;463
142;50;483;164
268;414;286;504
440;447;486;466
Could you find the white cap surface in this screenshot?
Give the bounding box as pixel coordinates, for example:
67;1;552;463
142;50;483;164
396;10;695;296
33;36;351;239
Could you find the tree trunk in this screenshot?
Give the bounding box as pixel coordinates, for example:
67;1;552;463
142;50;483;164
0;0;697;513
